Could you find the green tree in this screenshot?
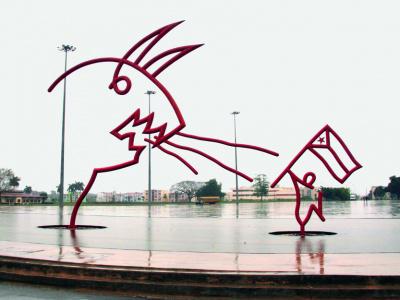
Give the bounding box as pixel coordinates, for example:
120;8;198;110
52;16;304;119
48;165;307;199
387;176;400;199
373;186;387;199
49;191;58;203
252;174;269;200
39;192;48;203
0;169;14;193
9;175;20;190
0;168;19;194
67;181;85;202
321;187;350;200
170;181;204;202
0;169;20;205
196;179;224;198
24;186;33;194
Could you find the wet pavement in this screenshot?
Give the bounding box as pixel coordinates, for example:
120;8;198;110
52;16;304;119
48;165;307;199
0;201;399;254
1;199;398;219
0;201;399;275
1;216;400;254
1;240;400;275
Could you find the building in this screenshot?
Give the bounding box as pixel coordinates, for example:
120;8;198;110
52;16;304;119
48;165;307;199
96;192;144;203
227;186;317;201
143;190;169;202
121;192;144;202
96;192;114;202
0;191;47;204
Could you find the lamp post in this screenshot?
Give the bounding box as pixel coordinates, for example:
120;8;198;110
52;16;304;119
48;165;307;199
145;90;156;216
57;44;76;210
231;111;240;218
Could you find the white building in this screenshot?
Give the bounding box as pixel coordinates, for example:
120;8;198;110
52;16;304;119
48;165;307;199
96;192;144;202
227;186;317;201
143;190;169;202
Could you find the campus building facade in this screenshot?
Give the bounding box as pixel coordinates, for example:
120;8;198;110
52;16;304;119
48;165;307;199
96;192;144;202
0;192;47;204
227;186;317;201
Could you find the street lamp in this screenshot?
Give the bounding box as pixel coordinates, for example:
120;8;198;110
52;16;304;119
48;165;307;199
145;90;156;216
57;44;76;210
231;111;240;217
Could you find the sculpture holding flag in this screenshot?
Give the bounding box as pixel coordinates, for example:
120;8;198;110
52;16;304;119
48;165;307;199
271;125;362;236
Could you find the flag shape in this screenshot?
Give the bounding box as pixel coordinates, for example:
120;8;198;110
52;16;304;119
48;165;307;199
272;124;362;188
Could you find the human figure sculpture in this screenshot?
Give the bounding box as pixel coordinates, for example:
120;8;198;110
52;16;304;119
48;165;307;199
271;125;362;235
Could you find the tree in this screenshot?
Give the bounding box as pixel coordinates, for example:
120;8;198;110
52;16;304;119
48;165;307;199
39;192;48;203
0;169;14;194
373;186;387;199
196;179;224;198
9;175;20;190
67;181;85;202
321;187;350;200
252;174;269;200
387;176;400;199
49;190;58;203
0;168;20;194
170;181;204;202
24;186;32;194
0;169;20;205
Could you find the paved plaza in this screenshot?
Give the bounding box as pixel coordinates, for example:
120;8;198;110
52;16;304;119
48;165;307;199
0;201;399;275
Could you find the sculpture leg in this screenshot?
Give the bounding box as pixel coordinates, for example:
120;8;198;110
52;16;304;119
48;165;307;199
69;170;98;228
300;223;306;236
68;149;145;228
293;181;307;236
316;191;325;221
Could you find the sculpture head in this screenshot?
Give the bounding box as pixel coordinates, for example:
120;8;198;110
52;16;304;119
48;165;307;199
48;21;203;98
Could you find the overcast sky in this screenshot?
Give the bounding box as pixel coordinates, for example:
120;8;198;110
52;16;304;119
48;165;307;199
0;0;399;195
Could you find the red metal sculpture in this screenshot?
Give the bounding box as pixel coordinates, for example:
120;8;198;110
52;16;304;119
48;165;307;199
48;21;279;228
271;125;362;236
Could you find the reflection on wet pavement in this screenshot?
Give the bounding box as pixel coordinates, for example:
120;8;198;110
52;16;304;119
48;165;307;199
1;201;400;254
1;200;399;219
296;237;325;274
1;239;400;275
65;230;329;275
0;199;399;277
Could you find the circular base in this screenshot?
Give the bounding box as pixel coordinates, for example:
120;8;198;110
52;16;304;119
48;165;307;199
38;225;106;230
269;231;337;236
